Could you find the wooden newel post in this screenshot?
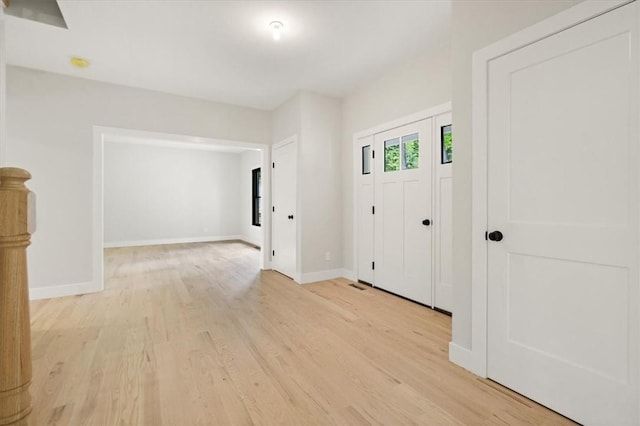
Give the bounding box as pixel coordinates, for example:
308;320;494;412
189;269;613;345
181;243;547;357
0;168;34;425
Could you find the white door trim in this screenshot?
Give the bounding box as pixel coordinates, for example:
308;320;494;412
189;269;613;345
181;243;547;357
351;102;451;283
464;0;633;378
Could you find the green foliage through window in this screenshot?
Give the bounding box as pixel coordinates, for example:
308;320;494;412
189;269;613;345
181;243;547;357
442;125;453;164
384;139;400;171
385;134;420;172
402;133;419;169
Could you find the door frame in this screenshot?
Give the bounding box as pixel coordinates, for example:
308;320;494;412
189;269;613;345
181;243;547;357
271;135;302;282
355;135;375;286
462;0;634;378
433;112;453;312
351;101;451;287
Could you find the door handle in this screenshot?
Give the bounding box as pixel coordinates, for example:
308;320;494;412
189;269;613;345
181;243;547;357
422;219;431;226
288;215;294;220
487;230;503;241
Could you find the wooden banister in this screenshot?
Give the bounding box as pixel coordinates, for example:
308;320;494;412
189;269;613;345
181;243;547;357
0;168;33;425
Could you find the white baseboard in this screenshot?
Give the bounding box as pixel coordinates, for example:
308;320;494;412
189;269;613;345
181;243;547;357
239;235;262;248
104;235;244;248
29;280;102;301
340;269;356;281
449;341;474;372
299;268;352;284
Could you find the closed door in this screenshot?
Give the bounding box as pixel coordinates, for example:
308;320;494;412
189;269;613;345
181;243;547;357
357;136;375;285
272;139;297;279
374;119;432;305
487;3;638;424
433;113;452;312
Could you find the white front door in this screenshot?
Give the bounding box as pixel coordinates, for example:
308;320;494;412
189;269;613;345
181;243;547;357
433;113;453;312
272;139;297;279
487;3;639;424
357;135;375;285
374;119;433;305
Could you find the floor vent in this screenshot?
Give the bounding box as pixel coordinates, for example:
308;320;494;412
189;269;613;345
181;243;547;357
349;283;366;291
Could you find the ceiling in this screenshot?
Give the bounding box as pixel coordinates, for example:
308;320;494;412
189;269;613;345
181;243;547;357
4;1;451;111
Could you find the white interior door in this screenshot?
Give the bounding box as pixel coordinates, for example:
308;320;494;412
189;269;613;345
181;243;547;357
374;119;432;305
487;3;639;424
433;113;452;312
272;139;297;279
357;136;375;285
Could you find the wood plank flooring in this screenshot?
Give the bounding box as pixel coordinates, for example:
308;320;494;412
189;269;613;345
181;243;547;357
27;241;574;425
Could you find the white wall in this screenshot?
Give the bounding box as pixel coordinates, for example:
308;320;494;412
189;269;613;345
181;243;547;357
6;66;270;295
239;149;263;247
299;91;342;276
271;92;301;144
341;44;452;273
450;0;582;350
271;91;342;280
0;7;5;164
104;141;243;247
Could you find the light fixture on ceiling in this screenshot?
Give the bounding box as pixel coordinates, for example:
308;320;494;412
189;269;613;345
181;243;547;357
270;21;284;41
70;57;90;68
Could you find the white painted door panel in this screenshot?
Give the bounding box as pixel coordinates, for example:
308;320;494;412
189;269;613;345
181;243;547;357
487;3;639;424
272;140;297;279
357;136;375;285
374;119;432;305
434;112;452;312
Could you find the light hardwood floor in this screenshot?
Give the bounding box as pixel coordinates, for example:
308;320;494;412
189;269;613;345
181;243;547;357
28;241;574;425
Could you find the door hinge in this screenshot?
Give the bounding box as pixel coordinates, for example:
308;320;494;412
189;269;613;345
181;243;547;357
273;250;275;256
485;231;488;241
272;162;275;168
372;261;375;270
372;150;375;159
272;206;275;212
372;205;375;214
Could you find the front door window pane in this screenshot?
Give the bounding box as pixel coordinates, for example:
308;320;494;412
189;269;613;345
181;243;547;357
384;138;400;172
362;145;371;175
402;133;419;169
441;125;453;164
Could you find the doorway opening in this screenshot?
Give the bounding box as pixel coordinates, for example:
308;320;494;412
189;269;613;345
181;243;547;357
93;126;271;290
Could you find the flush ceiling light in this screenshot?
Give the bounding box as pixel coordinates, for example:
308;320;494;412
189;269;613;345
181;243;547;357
270;21;284;41
70;57;90;68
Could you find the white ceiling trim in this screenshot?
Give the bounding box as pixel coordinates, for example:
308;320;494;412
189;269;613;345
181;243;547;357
98;126;262;154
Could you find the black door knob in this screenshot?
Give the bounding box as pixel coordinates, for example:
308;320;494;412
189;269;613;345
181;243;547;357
288;215;294;220
422;219;431;226
488;230;503;241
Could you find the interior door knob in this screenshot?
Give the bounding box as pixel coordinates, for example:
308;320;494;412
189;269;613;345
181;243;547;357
488;230;503;241
288;215;294;220
422;219;431;226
